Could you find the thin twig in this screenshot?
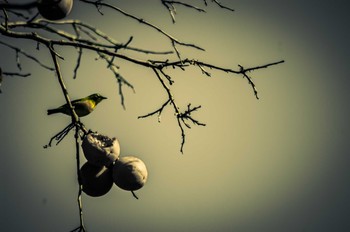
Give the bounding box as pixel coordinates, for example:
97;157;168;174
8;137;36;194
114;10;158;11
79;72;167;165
98;52;135;109
163;1;206;13
44;123;75;148
150;68;199;153
2;71;30;77
73;47;83;79
5;8;30;19
0;40;55;71
138;99;171;122
80;0;205;52
48;43;79;123
161;0;206;23
73;125;86;231
152;59;285;99
178;104;206;128
211;0;235;11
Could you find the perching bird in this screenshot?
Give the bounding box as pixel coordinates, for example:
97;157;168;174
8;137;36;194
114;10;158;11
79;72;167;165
47;93;107;117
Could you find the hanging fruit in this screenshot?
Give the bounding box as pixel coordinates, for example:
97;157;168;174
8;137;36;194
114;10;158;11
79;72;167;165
82;132;120;168
113;156;148;191
37;0;73;20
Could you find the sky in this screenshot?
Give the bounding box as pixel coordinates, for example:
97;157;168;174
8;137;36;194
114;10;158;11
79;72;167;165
1;0;350;232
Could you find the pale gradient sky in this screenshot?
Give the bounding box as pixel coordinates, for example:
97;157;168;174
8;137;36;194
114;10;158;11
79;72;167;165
1;0;350;231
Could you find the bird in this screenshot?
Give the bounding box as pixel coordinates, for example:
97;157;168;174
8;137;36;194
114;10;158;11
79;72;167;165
47;93;107;117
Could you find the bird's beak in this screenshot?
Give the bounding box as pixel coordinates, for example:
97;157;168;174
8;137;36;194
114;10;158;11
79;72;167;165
101;96;107;99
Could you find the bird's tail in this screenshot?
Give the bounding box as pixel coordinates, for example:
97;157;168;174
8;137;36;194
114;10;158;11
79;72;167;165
47;108;60;115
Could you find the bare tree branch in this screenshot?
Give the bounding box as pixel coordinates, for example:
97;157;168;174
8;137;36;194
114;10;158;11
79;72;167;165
80;0;205;53
138;68;206;153
151;58;285;99
0;21;284;151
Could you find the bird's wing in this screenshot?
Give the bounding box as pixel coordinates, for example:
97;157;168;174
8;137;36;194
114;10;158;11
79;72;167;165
73;100;94;117
71;98;85;104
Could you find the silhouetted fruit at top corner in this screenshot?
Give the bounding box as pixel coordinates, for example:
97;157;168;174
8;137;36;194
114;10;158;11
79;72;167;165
113;156;148;191
37;0;73;20
80;162;113;197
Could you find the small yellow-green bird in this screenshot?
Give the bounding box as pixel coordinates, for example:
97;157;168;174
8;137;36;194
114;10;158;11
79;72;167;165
47;93;107;117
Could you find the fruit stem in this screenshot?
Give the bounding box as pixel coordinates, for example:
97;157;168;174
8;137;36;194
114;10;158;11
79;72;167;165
131;191;139;200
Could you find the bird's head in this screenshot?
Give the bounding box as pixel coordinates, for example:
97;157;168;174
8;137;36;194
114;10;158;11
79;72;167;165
89;93;107;104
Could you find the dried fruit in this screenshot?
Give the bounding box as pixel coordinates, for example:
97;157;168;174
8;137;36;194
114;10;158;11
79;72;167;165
37;0;73;20
80;162;113;197
82;132;120;167
113;156;148;191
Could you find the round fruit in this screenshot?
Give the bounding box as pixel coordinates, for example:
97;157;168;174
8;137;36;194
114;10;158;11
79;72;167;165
82;132;120;167
37;0;73;20
113;156;148;191
80;162;113;197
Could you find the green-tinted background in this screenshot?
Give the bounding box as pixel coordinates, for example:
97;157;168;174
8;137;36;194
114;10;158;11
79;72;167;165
1;0;349;231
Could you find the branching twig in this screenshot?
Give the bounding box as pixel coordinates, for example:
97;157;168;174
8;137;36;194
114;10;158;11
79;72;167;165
138;59;284;151
211;0;235;12
0;40;55;71
150;68;184;152
43;123;75;148
80;0;205;53
138;99;171;122
202;0;235;12
178;104;206;129
98;52;135;109
161;0;206;23
138;68;206;153
152;58;285;99
238;64;258;99
44;121;88;149
5;8;30;20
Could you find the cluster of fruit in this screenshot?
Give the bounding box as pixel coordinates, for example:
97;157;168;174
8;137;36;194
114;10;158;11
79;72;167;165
80;132;148;197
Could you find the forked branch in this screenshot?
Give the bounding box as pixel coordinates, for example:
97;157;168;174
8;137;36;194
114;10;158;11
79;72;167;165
138;68;206;153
